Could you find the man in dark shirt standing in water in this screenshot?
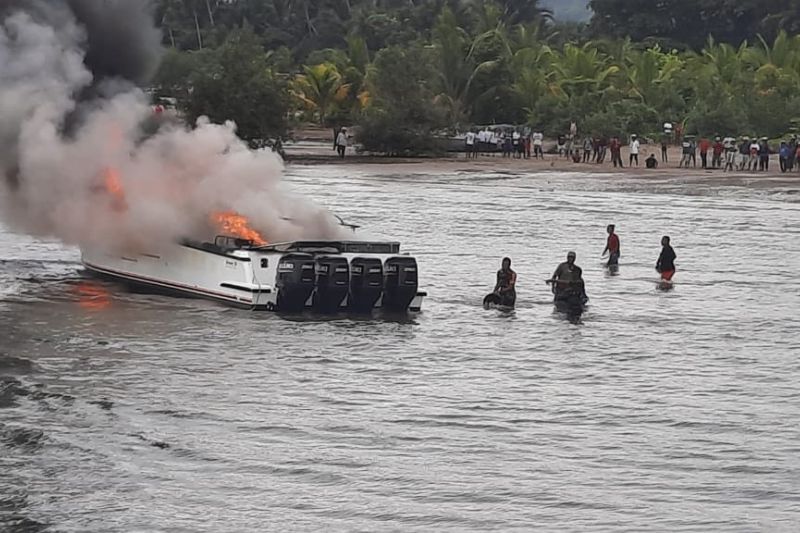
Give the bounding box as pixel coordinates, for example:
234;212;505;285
551;251;587;301
656;236;677;281
602;225;621;267
484;257;517;308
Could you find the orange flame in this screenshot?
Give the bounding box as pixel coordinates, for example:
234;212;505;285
212;211;268;245
103;167;128;212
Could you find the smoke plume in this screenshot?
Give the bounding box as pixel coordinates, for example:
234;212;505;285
0;0;346;251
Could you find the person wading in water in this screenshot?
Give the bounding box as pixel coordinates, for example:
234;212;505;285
484;257;517;308
656;236;677;283
602;224;621;267
550;251;587;302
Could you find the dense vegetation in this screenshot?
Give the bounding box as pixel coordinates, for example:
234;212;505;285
151;0;800;153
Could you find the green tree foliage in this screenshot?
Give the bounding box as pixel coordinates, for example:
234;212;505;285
150;0;800;153
356;46;446;155
291;63;350;126
589;0;800;50
167;29;289;143
153;0;553;57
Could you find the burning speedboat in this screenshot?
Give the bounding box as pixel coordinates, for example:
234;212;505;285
81;236;425;313
78;174;426;313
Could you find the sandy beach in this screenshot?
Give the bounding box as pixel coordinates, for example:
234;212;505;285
284;141;800;184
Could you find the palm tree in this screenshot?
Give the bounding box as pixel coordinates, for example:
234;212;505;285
291;63;350;125
510;45;558;120
432;8;479;124
622;45;684;105
552;43;620;99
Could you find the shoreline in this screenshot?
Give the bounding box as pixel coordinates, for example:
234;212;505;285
283;145;800;182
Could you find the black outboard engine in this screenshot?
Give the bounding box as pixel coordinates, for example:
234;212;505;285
349;257;383;312
275;253;315;312
383;257;419;311
313;256;349;312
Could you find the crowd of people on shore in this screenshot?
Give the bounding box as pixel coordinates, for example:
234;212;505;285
463;124;800;173
671;135;800;173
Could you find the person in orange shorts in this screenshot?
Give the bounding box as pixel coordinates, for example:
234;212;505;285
656;236;677;280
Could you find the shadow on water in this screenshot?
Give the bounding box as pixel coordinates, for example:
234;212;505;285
276;310;420;326
0;490;49;533
1;372;50;533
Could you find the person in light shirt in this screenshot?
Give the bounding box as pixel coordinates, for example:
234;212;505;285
749;139;760;171
532;130;544;159
465;130;476;159
336;127;348;158
629;134;640;166
722;136;737;171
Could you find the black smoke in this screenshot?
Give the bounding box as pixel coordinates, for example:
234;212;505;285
66;0;162;86
0;0;161;86
0;0;162;187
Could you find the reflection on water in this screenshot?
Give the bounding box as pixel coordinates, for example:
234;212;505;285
72;281;113;311
1;168;800;532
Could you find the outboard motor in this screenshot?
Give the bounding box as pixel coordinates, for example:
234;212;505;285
383;257;419;311
349;257;383;312
313;256;349;312
275;253;315;312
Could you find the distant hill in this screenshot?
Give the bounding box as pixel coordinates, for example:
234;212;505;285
542;0;591;22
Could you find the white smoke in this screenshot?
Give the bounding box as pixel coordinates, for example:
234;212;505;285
0;4;347;252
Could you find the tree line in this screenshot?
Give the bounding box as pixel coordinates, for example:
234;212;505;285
151;0;800;153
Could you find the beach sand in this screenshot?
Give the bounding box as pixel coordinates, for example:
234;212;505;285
284;143;800;185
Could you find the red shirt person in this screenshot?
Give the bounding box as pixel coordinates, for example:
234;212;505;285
712;137;724;168
602;224;621;267
699;137;711;168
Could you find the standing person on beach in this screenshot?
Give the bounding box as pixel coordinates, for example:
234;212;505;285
699;137;710;169
336;127;348;158
712;137;724;168
532;130;544;159
656;236;677;282
680;137;692;168
598;136;608;163
629;134;640;166
794;140;800;172
524;133;531;159
602;224;621;267
779;141;791;172
465;129;476;159
582;136;593;163
610;136;623;168
502;133;512;158
723;136;737;171
661;134;669;163
738;137;750;170
758;138;770;171
749;138;760;171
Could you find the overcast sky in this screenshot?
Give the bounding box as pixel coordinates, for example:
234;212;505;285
542;0;591;22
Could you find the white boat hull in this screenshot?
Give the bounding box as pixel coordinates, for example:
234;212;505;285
81;240;425;312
